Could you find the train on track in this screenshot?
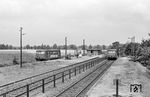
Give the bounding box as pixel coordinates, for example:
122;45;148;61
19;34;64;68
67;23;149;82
106;49;117;60
35;49;61;61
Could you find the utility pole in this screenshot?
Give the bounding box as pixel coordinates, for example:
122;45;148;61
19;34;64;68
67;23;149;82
116;79;119;97
20;27;23;68
65;37;67;59
83;39;85;56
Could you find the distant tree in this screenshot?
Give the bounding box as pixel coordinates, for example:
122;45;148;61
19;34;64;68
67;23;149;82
77;45;82;49
40;45;43;49
88;45;92;49
57;45;64;49
46;45;51;49
69;44;77;49
33;45;37;49
53;43;58;49
141;39;150;47
124;42;140;56
112;41;120;49
84;45;88;50
93;45;102;49
9;45;13;49
102;45;106;50
25;44;31;49
108;45;112;49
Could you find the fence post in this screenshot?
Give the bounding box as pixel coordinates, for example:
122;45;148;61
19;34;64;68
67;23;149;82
90;62;91;68
74;68;76;76
53;75;56;87
62;72;64;83
92;61;94;66
83;64;85;72
79;66;81;74
92;60;95;67
42;79;45;93
93;60;95;66
93;61;94;66
27;84;29;97
86;64;87;70
69;69;71;79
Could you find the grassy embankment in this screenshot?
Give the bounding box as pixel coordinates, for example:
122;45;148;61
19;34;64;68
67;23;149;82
0;51;36;67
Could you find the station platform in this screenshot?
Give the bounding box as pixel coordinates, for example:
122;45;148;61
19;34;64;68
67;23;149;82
86;57;150;97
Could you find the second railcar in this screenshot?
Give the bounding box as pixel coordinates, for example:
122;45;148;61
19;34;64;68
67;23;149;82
106;49;117;60
35;49;61;61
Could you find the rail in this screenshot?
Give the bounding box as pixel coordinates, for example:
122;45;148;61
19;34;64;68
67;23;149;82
55;60;113;97
75;61;113;97
0;57;104;97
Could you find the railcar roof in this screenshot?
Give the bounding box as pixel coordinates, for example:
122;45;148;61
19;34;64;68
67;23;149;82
36;49;60;52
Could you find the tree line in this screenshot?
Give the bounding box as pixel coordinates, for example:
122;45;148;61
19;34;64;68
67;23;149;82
0;43;107;50
110;34;150;69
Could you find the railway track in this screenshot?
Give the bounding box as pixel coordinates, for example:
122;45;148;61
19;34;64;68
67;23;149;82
55;60;114;97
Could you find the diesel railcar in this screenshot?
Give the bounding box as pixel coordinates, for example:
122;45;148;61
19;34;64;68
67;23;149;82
35;49;61;61
106;49;117;60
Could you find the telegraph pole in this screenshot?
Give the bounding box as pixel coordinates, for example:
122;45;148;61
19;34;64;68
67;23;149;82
20;27;23;68
65;37;67;59
116;79;119;97
83;39;85;56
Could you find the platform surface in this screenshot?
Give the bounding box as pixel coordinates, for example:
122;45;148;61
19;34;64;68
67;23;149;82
86;57;150;97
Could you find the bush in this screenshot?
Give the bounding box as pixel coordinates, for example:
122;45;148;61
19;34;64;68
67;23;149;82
13;57;18;65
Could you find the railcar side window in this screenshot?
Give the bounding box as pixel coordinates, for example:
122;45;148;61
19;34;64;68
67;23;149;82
36;51;45;54
54;52;58;55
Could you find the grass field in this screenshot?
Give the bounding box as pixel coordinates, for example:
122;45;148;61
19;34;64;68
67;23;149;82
0;49;83;67
0;50;36;67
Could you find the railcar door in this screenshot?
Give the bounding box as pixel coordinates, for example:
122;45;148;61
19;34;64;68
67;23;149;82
58;50;61;58
45;51;49;60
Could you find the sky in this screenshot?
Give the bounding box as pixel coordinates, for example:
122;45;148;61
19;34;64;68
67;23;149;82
0;0;150;46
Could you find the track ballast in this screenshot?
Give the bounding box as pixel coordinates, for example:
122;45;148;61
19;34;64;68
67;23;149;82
55;60;114;97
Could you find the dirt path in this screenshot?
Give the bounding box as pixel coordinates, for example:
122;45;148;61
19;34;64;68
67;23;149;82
86;57;150;97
